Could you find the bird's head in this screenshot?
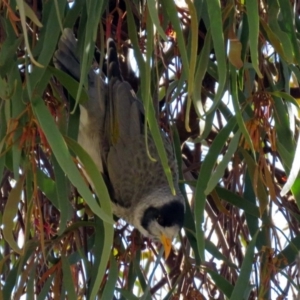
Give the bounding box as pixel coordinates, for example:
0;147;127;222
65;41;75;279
131;187;185;259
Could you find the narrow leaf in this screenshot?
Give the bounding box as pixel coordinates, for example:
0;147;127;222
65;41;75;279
280;131;300;196
101;256;118;300
206;0;227;112
2;175;25;255
246;0;263;78
230;231;258;299
16;0;43;67
31;97;113;224
23;1;43;27
62;256;77;299
147;0;167;40
206;130;241;194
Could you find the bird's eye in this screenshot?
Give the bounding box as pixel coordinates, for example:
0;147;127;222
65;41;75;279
156;215;164;226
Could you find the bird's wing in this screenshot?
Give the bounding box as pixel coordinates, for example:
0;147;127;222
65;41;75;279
105;39;144;146
104;40;175;209
53;28;80;80
101;39;146;208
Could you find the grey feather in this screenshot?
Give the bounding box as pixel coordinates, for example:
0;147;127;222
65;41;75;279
104;42;179;209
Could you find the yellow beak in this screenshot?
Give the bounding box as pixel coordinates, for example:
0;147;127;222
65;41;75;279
160;234;172;259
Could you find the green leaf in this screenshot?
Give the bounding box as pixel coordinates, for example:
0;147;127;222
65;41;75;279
3;260;20;299
64;79;114;300
36;169;58;208
16;0;44;68
246;0;263;78
260;19;291;63
64;136;112;215
275;233;300;270
230;64;255;157
195;31;211;102
62;256;77;299
31;97;113;224
243;171;260;246
240;149;268;216
9;64;24;181
280;129;300;196
205;0;227;113
206;130;241;194
66;131;114;300
22;1;43;27
194;117;237;260
172;126;200;264
27;263;37;299
101;256;118;300
2;175;25;255
48;66;89;104
278;0;300;64
117;289;140;300
271;91;299;108
207;268;234;298
75;0;107;113
37;274;55;300
185;0;198;132
162;0;189;79
216;187;260;218
206;239;238;270
52;155;72;234
88;217;113;300
0;34;22;76
29;0;67;90
64;0;85;28
230;231;258;299
147;0;167;41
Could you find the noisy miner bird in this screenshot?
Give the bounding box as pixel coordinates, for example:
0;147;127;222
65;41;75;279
53;29;185;258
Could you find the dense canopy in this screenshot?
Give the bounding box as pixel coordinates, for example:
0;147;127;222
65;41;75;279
1;0;300;299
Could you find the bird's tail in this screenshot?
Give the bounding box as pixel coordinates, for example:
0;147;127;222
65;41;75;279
53;28;81;81
106;38;123;81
